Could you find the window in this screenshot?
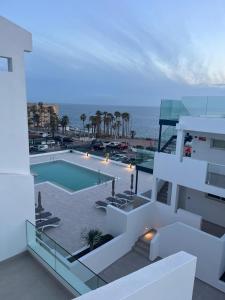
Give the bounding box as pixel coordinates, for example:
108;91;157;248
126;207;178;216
211;139;225;150
207;193;225;202
0;56;13;72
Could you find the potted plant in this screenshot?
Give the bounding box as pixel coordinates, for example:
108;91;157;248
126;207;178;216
81;229;103;251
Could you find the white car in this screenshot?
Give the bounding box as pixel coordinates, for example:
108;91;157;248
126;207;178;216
38;144;48;151
47;140;55;145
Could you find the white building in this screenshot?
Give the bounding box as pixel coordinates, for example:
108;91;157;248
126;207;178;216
0;17;35;261
150;107;225;293
4;16;224;300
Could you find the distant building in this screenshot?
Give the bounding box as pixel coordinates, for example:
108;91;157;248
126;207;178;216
27;102;59;128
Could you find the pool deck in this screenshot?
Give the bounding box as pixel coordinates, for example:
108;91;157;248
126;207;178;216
30;151;153;254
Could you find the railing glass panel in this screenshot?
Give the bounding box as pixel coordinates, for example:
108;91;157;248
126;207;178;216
160;97;225;121
26;220;106;295
206;163;225;189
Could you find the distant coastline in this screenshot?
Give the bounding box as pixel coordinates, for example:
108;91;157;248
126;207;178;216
59;103;160;139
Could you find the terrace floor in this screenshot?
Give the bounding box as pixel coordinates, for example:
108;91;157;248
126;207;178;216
0;252;74;300
30;152;153;254
99;251;225;300
202;220;225;238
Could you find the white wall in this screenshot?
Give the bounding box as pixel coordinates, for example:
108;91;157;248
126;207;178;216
156;222;225;293
0;17;34;261
81;204;153;273
154;152;225;199
77;252;197;300
179;187;225;228
81;201;201;273
191;132;225;165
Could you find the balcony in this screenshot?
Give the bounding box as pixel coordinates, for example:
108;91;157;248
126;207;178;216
0;251;73;300
206;163;225;189
154;153;225;197
26;220;106;296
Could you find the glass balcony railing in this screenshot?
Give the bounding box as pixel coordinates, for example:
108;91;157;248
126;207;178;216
206;163;225;189
26;220;106;296
160;96;225;121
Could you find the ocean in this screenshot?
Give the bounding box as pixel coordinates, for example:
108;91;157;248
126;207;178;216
59;104;160;138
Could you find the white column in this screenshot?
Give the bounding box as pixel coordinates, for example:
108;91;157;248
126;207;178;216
0;17;35;262
151;177;158;201
176;129;185;161
171;183;179;212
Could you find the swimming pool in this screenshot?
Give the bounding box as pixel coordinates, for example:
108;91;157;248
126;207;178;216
31;160;113;192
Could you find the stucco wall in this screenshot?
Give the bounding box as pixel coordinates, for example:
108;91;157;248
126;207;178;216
77;252;196;300
0;17;35;261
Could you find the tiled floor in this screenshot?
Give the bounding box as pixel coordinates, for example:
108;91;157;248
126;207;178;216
0;252;74;300
99;251;225;300
31;152;153;253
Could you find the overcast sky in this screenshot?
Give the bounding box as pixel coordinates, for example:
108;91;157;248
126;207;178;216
2;0;225;106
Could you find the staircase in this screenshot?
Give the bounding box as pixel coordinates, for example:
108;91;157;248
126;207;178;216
157;182;169;204
161;135;177;154
132;229;157;259
132;238;150;259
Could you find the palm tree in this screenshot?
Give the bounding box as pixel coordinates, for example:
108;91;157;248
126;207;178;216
61;115;69;134
131;130;136;139
95;111;102;137
89;115;97;136
123;112;130;137
114;111;121;137
121;112;127;137
85;123;91;137
107;113;114;136
80;113;87;135
103;111;108;136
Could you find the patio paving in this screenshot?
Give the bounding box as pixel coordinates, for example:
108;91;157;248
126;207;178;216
99;250;225;300
31;152;153;254
0;252;74;300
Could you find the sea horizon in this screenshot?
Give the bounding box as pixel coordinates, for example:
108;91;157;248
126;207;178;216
59;103;160;139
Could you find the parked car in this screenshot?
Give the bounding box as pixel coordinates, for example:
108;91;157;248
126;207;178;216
46;139;55;145
54;136;62;142
93;142;104;150
106;142;120;149
63;137;74;143
37;144;48;151
102;141;111;148
118;142;128;150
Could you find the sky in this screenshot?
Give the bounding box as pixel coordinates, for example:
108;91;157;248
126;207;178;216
2;0;225;106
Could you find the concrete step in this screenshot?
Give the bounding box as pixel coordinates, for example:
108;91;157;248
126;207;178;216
132;245;149;259
134;240;149;251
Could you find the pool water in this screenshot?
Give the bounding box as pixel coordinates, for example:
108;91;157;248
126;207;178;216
31;160;113;192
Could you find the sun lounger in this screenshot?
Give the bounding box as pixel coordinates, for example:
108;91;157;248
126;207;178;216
35;207;44;215
106;197;128;208
107;196;127;204
95;200;109;210
36;217;60;231
124;190;135;196
36;211;52;221
95;198;126;210
116;193;134;203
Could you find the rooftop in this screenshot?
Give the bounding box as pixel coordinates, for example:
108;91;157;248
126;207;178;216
0;252;74;300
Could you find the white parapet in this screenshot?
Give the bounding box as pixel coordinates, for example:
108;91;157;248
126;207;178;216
0;17;35;261
76;251;197;300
